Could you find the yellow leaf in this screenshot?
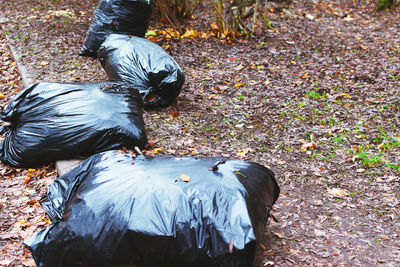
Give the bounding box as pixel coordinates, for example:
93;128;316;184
335;93;350;99
180;29;199;39
237;152;246;157
164;29;180;38
235;64;244;71
147;35;158;42
257;65;264;69
234;82;245;88
145;29;158;37
200;32;209;38
180;173;190;182
40;61;49;66
300;73;309;78
150;147;163;154
28;168;36;172
0;93;4;99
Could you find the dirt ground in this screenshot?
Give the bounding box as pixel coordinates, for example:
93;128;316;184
0;0;399;266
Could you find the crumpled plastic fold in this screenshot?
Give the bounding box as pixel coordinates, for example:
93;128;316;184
80;0;152;57
0;82;147;167
98;34;185;109
25;150;280;266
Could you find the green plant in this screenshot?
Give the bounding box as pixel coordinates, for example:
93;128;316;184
372;126;388;143
222;118;233;124
389;73;399;80
296;114;306;121
377;0;397;11
297;101;306;107
305;90;327;99
331;133;348;144
12;33;29;42
328;116;336;126
261;13;275;31
385;161;400;171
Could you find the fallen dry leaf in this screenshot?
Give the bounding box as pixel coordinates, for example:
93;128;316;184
326;187;349;198
147;35;158;42
235;64;244;71
210;23;219;32
180;173;190;182
300;142;317;150
24;173;34;184
234;82;245;87
150;147;163;154
170;109;179;118
300;72;309;78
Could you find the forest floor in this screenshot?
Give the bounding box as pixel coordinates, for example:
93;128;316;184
0;0;399;266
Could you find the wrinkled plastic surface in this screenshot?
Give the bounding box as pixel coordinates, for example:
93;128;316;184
98;34;185;109
25;151;280;267
0;82;147;168
79;0;152;57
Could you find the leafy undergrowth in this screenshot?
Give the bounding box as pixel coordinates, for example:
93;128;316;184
0;0;399;266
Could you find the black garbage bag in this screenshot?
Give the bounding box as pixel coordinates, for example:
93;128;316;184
79;0;152;57
25;150;280;267
98;34;185;109
0;82;147;168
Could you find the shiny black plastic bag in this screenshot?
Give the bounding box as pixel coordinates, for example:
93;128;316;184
98;34;185;109
79;0;152;57
0;82;147;168
25;150;280;267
